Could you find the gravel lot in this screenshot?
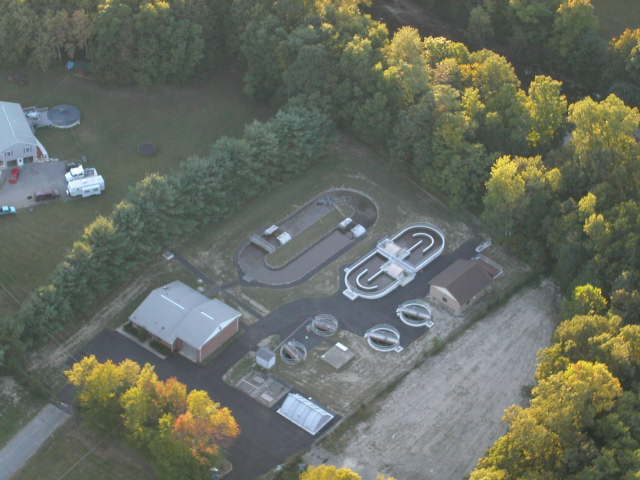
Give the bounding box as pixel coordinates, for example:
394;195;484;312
306;280;559;480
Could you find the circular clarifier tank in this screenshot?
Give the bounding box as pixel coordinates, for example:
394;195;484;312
396;300;433;328
365;324;402;352
310;314;339;337
280;340;307;365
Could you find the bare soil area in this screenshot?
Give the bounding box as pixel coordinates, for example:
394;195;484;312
306;280;559;480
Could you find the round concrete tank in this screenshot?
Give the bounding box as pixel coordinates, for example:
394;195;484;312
280;340;307;365
310;314;339;337
365;324;402;352
396;300;433;328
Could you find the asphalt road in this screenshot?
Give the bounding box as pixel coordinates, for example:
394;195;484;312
60;237;479;480
0;404;71;480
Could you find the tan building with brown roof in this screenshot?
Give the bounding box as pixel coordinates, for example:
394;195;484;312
429;258;499;314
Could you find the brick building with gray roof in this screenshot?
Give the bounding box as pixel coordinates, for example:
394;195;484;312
129;281;241;363
429;258;499;314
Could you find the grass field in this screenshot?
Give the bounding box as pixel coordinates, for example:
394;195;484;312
0;381;45;449
593;0;640;39
0;68;272;315
13;420;154;480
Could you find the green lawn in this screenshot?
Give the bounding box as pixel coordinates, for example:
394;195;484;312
0;386;45;449
0;68;272;315
13;420;154;480
593;0;640;39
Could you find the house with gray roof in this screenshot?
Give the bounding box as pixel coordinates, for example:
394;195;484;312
429;258;499;314
129;281;241;363
0;101;48;170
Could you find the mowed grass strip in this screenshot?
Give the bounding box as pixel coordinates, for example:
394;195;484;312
266;207;345;268
0;67;272;315
592;0;640;38
13;420;154;480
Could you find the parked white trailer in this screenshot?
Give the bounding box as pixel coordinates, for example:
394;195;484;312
66;175;105;198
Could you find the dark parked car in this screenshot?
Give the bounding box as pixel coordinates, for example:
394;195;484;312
8;167;20;184
34;189;60;202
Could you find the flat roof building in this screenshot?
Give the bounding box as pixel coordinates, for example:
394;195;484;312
130;281;241;363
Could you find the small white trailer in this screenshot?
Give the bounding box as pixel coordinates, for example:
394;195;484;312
66;175;105;198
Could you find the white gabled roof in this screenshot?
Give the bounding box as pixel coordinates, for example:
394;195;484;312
179;299;241;348
129;281;241;349
0;101;37;152
277;393;334;435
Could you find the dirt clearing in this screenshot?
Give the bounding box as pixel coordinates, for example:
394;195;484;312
306;280;559;480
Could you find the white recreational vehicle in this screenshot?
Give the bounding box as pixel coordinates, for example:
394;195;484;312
66;175;105;198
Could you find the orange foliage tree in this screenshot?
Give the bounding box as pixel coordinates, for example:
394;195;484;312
66;356;239;478
173;390;240;463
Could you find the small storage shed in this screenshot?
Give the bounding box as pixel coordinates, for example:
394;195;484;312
256;347;276;369
129;281;241;363
277;393;334;435
429;259;497;314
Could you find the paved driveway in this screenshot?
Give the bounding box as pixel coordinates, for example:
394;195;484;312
63;238;479;480
0;162;67;209
0;404;71;480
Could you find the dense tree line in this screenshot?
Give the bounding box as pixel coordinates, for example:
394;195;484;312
0;0;229;84
0;104;334;369
66;356;239;479
428;0;640;104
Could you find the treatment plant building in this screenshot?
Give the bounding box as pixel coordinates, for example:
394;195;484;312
129;281;241;363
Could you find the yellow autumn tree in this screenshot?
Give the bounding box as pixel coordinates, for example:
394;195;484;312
300;465;397;480
65;354;140;428
301;465;362;480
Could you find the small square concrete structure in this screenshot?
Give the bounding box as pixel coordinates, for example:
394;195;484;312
338;217;353;231
256;347;276;369
351;224;366;238
321;342;355;370
277;231;292;245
